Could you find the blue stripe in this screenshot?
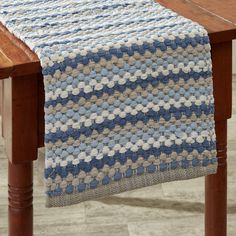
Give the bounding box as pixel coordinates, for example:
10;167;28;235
46;119;214;158
26;15;177;41
17;10;146;30
47;84;212;125
42;35;210;75
38;21;192;52
45;103;214;143
3;1;139;22
45;141;216;179
47;156;217;197
1;0;57;8
45;70;212;108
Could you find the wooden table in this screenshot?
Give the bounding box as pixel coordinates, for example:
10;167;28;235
0;0;235;235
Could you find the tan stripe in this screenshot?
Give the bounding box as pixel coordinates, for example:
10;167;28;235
45;76;213;115
44;43;211;85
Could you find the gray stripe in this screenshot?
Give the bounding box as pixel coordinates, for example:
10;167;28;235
45;149;217;191
46;163;217;207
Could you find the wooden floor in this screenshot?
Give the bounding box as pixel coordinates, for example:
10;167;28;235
0;77;236;236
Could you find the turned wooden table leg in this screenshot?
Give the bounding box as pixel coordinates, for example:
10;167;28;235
205;120;227;236
2;74;39;236
205;41;232;236
8;162;33;236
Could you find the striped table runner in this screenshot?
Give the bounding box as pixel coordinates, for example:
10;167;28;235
0;0;217;207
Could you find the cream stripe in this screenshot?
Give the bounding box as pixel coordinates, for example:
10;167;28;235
45;59;212;101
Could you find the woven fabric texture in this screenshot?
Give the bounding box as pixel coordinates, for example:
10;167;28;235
0;0;217;207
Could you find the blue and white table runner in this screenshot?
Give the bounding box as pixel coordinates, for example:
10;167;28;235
0;0;217;207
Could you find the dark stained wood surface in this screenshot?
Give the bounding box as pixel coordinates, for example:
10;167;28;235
204;41;232;236
206;120;228;236
2;73;39;236
191;0;236;24
3;75;39;163
0;50;13;80
157;0;236;43
211;41;232;121
0;24;41;79
8;161;33;236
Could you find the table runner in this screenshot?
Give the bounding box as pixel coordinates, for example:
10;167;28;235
0;0;217;207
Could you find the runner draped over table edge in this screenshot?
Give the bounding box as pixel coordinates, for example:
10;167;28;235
0;0;217;207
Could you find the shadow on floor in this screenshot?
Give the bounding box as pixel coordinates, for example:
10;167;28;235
98;196;236;214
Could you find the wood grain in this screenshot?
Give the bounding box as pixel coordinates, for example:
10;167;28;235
0;23;41;79
0;50;13;80
191;0;236;24
157;0;236;44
